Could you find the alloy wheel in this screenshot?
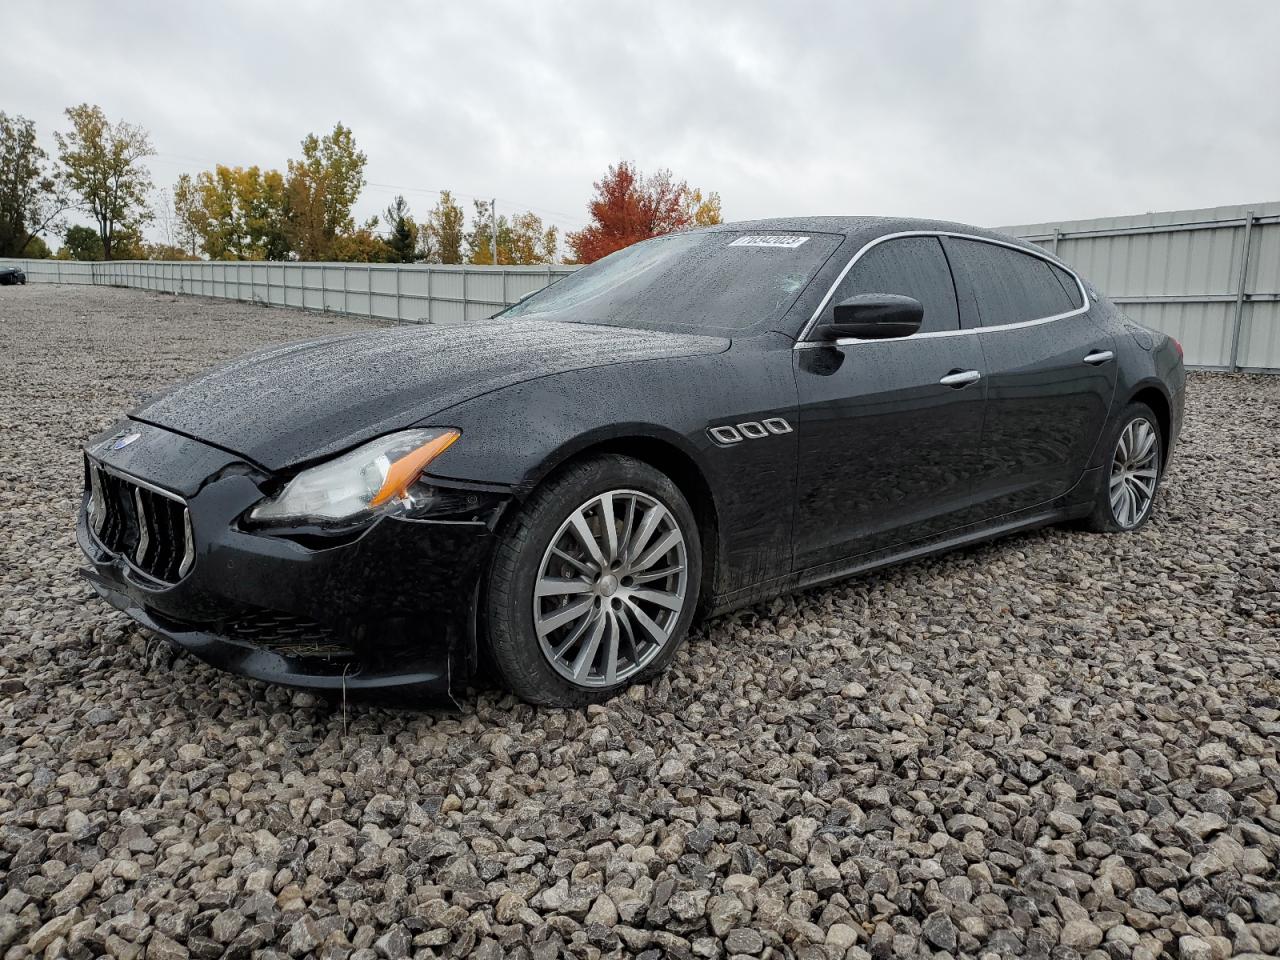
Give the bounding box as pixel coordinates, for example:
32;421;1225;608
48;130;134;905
533;489;688;687
1109;417;1159;528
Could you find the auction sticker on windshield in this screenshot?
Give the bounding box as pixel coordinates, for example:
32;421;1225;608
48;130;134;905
728;235;810;249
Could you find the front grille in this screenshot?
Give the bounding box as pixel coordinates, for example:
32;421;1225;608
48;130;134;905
87;460;193;584
221;611;354;659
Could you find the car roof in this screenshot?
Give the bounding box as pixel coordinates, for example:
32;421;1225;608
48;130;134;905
702;215;1044;254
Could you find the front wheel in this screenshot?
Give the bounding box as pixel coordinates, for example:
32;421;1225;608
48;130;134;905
1081;402;1163;533
485;455;702;706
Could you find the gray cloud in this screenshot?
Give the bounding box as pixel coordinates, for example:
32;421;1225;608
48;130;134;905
8;0;1279;247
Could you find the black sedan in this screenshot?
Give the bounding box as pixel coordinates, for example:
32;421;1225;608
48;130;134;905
79;218;1185;706
0;265;26;285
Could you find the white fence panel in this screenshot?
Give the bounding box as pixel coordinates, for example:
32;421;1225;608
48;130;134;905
1003;200;1280;371
8;206;1280;371
0;257;578;328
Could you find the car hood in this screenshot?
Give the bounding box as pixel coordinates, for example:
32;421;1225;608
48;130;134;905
131;318;729;471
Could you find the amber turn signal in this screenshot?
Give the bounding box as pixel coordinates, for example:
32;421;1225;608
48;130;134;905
369;430;461;507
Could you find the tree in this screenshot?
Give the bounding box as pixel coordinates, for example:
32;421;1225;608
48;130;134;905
420;190;465;264
505;210;558;264
567;161;722;263
22;234;52;258
189;164;289;260
144;242;200;261
332;217;391;262
685;188;723;228
55;104;154;260
284;122;366;260
383;195;418;263
170;174;202;256
466;201;558;265
61;224;103;260
0;112;69;257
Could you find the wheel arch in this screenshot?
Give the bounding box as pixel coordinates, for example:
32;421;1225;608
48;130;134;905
519;429;722;616
1129;382;1172;468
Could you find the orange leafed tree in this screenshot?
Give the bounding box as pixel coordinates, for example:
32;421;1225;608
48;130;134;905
567;161;722;263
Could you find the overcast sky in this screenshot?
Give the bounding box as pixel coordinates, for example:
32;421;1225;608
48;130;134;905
8;0;1279;248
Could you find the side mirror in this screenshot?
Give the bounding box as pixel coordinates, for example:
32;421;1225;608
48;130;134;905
822;294;923;340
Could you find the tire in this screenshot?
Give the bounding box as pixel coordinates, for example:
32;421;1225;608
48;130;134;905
485;455;702;706
1081;401;1163;533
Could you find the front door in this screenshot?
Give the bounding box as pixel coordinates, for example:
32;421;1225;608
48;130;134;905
792;236;988;570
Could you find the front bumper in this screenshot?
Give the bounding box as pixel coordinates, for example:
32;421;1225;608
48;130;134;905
77;421;510;704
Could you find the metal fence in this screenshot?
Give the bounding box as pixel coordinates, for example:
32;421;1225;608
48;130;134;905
0;258;578;324
7;200;1280;370
1002;201;1280;372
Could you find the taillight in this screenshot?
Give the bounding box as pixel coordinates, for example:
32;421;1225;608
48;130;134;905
1172;338;1184;359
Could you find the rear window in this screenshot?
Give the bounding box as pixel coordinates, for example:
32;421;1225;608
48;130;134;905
943;238;1079;327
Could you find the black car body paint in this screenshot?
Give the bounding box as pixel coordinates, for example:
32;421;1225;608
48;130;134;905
79;217;1185;703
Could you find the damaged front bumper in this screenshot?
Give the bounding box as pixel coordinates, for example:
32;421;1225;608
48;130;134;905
77;421;511;706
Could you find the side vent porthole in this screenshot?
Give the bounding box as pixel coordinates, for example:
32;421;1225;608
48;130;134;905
708;418;793;446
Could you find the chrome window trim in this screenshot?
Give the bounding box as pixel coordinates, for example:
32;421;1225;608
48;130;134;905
793;229;1090;347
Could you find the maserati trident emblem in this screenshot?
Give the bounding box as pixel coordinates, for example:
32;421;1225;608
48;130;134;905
110;431;142;451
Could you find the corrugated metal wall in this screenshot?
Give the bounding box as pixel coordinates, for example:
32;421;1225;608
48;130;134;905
1002;201;1280;371
8;201;1280;370
0;258;578;325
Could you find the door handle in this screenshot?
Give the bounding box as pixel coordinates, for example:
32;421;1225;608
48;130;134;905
939;369;982;388
1083;349;1114;365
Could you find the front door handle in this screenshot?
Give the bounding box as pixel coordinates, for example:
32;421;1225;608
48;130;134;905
1083;349;1115;366
939;369;982;388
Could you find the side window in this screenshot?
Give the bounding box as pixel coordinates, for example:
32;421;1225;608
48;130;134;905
827;237;959;334
943;238;1078;327
1049;262;1084;309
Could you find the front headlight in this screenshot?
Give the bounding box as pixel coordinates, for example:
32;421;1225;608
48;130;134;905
248;428;460;527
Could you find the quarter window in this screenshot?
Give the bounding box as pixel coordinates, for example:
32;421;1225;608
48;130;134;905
825;236;959;335
1049;262;1084;309
943;238;1079;328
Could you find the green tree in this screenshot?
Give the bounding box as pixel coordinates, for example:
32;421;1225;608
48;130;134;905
421;190;464;263
382;195;418;263
467;201;558;265
0;112;69;257
54;104;154;260
332;216;391;262
284;122;367;260
61;224;103;260
507;210;558;264
190;164;289;260
171;173;201;257
21;234;52;258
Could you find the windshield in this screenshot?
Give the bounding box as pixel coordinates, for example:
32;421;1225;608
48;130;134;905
501;230;842;334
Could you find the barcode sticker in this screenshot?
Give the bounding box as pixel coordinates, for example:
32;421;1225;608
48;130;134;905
728;235;810;249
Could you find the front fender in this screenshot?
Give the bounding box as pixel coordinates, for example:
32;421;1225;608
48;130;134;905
418;342;800;599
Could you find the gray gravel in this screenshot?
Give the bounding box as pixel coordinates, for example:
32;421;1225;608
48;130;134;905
1;284;1278;960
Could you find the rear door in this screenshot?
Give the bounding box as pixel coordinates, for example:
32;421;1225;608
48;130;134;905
941;237;1117;518
792;236;988;569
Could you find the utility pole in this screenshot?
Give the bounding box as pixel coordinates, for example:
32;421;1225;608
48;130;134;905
490;198;497;265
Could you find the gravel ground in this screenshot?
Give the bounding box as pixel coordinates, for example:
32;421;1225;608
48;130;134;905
1;284;1277;960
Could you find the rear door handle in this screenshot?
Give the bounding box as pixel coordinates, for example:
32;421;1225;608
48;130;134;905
1083;349;1114;365
939;369;982;388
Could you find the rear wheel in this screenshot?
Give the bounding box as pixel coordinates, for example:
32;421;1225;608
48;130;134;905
1081;402;1163;533
485;455;701;706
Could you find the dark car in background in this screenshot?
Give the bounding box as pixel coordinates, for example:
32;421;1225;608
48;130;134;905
0;266;27;285
78;217;1185;706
